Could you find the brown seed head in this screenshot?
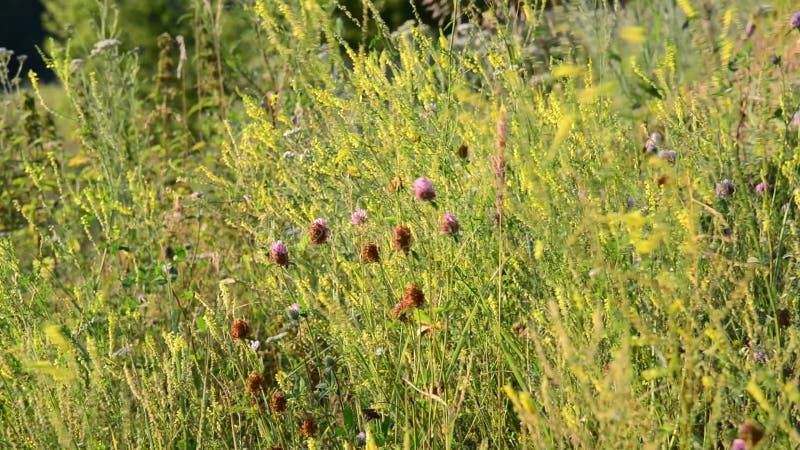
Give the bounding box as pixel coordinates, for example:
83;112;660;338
778;308;791;328
270;390;287;414
362;242;380;262
393;225;413;253
738;421;764;446
657;174;668;187
246;372;264;393
300;413;318;436
231;319;250;340
457;143;469;159
403;283;424;308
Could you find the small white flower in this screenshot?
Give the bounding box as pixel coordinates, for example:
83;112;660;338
249;340;261;350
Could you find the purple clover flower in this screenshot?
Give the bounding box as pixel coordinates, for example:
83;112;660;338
289;303;301;320
439;212;460;235
270;240;290;266
412;177;436;201
356;431;367;445
755;181;767;195
716;179;735;200
351;209;367;225
791;111;800;129
658;149;677;163
731;439;746;450
791;11;800;29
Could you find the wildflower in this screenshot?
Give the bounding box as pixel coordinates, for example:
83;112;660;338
361;242;380;262
392;225;413;253
351;209;367;225
270;390;287;414
439;212;460;235
300;413;318;436
731;439;746;450
249;340;261;351
392;283;424;320
644;132;662;154
246;372;264;393
716;179;735;200
739;421;764;446
90;39;121;56
309;218;329;245
791;111;800;129
356;432;367;445
0;48;13;57
626;195;635;210
755;181;767;195
289;303;301;320
791;11;800;29
658;150;677;163
413;177;436;201
231;319;250;340
270;240;290;266
190;192;202;200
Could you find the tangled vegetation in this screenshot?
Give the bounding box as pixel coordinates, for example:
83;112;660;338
2;0;800;448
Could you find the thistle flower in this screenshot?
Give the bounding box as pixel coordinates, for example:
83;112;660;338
791;11;800;29
361;242;380;262
439;212;459;235
246;372;264;393
413;177;436;201
270;240;290;266
755;181;767;195
351;210;367;225
392;225;413;253
309;218;329;245
289;303;301;320
231;319;250;340
716;179;735;200
270;390;287;414
738;421;764;446
300;413;318;436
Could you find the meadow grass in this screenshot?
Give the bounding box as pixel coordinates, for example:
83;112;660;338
2;0;800;448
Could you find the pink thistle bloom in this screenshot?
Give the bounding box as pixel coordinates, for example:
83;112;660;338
350;209;367;225
413;177;436;201
270;240;290;266
439;212;460;235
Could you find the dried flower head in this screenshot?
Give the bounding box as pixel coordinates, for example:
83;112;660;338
270;390;287;414
387;176;403;193
270;240;290;266
439;212;460;235
231;319;250;340
361;242;380;262
246;372;264;393
778;308;791;328
413;177;436;201
403;283;424;308
738;421;764;446
392;225;413;253
716;179;735;200
657;174;668;187
791;11;800;29
457;143;469;159
309;218;329;245
351;209;367;225
300;413;318;436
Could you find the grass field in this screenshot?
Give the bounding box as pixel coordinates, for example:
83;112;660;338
2;0;800;448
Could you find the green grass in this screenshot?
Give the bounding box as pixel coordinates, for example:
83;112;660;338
2;0;800;448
